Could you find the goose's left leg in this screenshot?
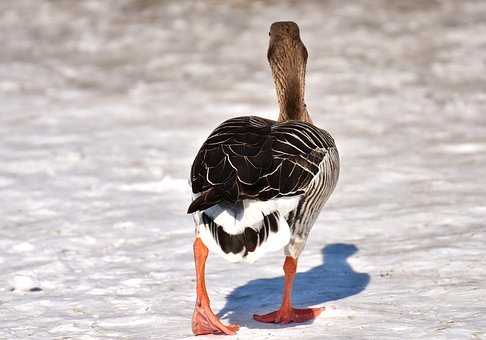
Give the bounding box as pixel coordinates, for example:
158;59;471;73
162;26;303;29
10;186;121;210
253;256;323;324
192;238;240;335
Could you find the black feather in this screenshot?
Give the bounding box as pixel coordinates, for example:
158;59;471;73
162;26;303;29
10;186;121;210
201;210;283;257
187;189;222;213
244;228;258;252
188;116;334;213
218;226;245;254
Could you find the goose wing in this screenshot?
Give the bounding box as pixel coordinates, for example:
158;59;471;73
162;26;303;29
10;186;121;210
188;115;335;213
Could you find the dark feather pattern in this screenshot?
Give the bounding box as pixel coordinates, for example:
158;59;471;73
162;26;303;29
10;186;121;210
202;211;280;256
188;116;335;213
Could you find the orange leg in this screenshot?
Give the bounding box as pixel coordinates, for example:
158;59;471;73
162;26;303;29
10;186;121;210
192;238;240;335
253;256;324;324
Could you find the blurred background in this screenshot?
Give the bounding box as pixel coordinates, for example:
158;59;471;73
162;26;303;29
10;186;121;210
0;1;485;339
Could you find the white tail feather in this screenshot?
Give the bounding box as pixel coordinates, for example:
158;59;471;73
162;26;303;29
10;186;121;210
203;196;300;235
243;212;291;263
194;203;290;263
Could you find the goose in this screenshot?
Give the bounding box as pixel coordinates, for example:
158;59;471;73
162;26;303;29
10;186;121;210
187;21;340;335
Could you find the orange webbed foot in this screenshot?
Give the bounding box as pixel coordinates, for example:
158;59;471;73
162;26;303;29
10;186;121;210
192;302;240;335
253;306;324;324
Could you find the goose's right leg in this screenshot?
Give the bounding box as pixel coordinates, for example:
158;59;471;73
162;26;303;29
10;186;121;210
253;256;324;324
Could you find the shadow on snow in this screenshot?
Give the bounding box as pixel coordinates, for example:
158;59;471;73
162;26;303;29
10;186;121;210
218;243;370;329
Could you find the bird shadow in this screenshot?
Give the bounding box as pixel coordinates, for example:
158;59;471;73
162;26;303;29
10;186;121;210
218;243;370;329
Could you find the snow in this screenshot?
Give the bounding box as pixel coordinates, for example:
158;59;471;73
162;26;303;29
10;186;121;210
8;275;40;292
1;0;485;339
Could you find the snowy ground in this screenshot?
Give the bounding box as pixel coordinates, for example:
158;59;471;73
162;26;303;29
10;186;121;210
1;1;486;339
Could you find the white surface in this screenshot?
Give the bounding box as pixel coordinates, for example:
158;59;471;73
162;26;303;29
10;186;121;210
1;1;485;339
